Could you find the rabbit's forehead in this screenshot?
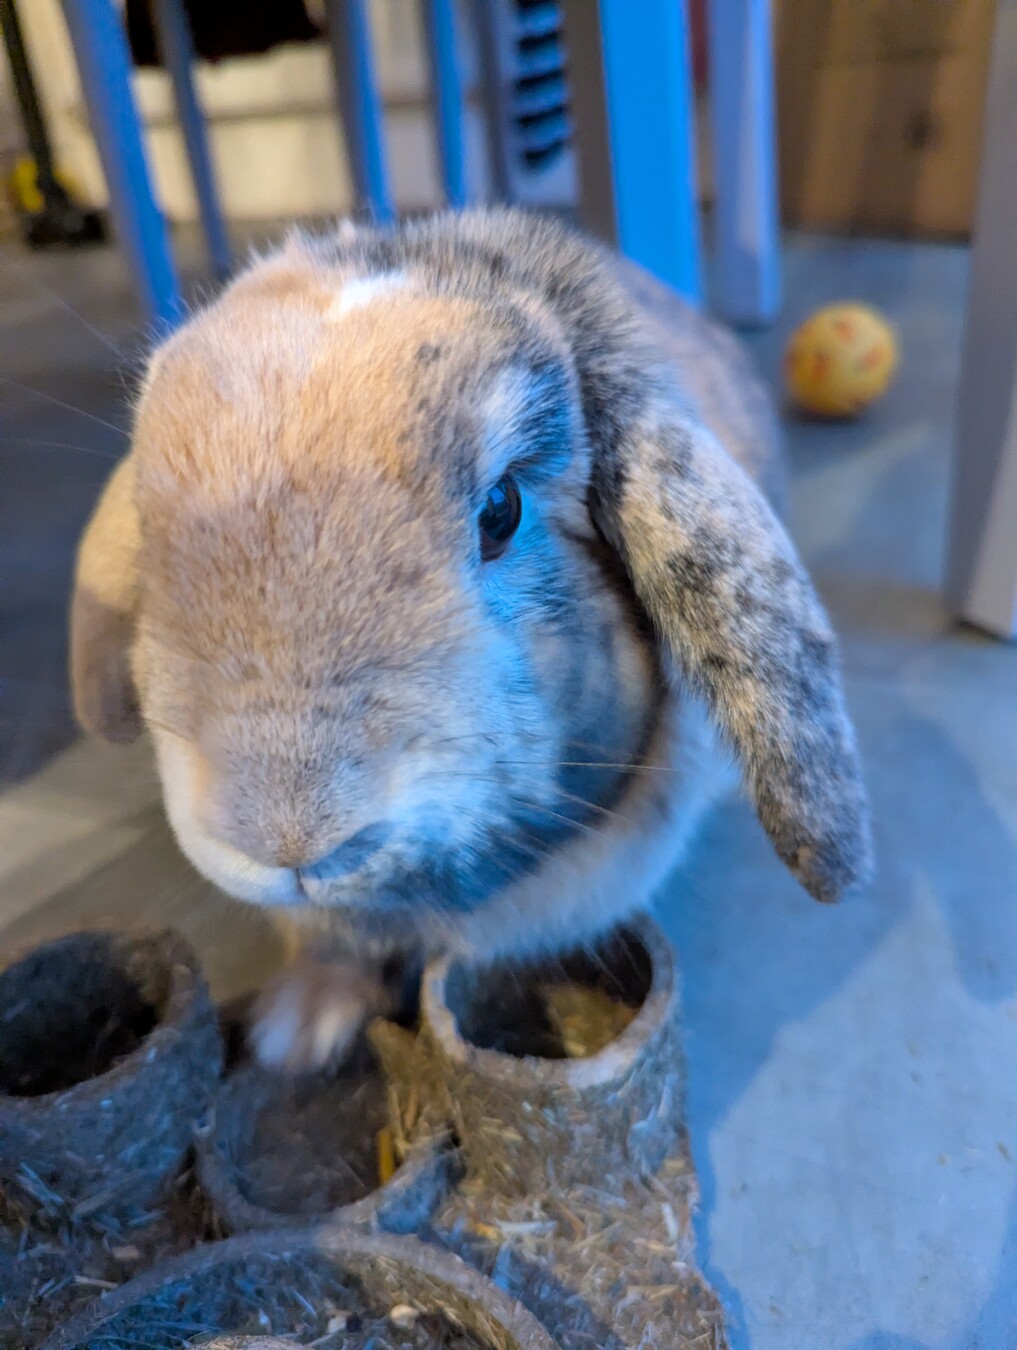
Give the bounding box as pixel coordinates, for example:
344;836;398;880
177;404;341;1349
146;285;495;402
137;286;558;497
131;293;556;667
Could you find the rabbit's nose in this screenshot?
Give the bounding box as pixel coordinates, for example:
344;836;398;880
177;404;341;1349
296;823;393;882
271;837;320;870
262;823;332;870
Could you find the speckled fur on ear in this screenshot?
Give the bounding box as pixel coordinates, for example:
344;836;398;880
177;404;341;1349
590;404;872;903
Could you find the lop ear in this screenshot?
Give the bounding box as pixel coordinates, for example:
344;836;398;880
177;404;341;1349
69;454;143;743
591;406;872;903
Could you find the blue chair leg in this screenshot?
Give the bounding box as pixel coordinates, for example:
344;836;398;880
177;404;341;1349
322;0;394;222
561;0;620;246
597;0;702;302
151;0;232;282
421;0;468;208
708;0;781;326
59;0;182;328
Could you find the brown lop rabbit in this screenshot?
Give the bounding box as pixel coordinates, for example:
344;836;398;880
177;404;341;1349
70;210;871;1070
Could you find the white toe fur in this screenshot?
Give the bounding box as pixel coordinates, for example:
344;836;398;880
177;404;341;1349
250;956;387;1073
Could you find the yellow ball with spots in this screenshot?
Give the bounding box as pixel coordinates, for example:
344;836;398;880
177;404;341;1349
784;303;898;417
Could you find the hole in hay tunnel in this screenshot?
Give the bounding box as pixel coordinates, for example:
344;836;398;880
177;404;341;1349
446;927;653;1060
67;1249;499;1349
0;934;168;1097
215;1040;394;1218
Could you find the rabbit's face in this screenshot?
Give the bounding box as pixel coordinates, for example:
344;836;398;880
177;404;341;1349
129;256;661;914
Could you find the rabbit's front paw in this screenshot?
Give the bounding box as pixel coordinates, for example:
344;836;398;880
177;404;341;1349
250;957;386;1073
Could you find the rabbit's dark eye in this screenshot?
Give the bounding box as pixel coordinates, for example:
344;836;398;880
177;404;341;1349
479;475;522;561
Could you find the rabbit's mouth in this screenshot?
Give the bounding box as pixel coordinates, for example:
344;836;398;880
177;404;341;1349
296;823;395;886
293;792;605;917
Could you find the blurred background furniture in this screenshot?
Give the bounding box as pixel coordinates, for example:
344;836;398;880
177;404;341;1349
0;0;106;247
52;0;780;326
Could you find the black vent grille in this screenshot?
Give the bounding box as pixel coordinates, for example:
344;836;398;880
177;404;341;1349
512;0;570;171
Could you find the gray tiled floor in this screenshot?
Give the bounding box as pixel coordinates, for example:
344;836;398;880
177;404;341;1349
2;232;1016;1350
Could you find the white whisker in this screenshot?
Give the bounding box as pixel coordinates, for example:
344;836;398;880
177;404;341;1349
519;801;601;838
0;244;126;359
2;436;119;461
551;786;627;824
497;759;675;774
0;376;129;439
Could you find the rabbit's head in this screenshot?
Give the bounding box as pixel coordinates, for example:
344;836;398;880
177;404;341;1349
71;212;870;925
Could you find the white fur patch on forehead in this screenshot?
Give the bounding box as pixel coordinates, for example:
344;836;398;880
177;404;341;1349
328;271;410;320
